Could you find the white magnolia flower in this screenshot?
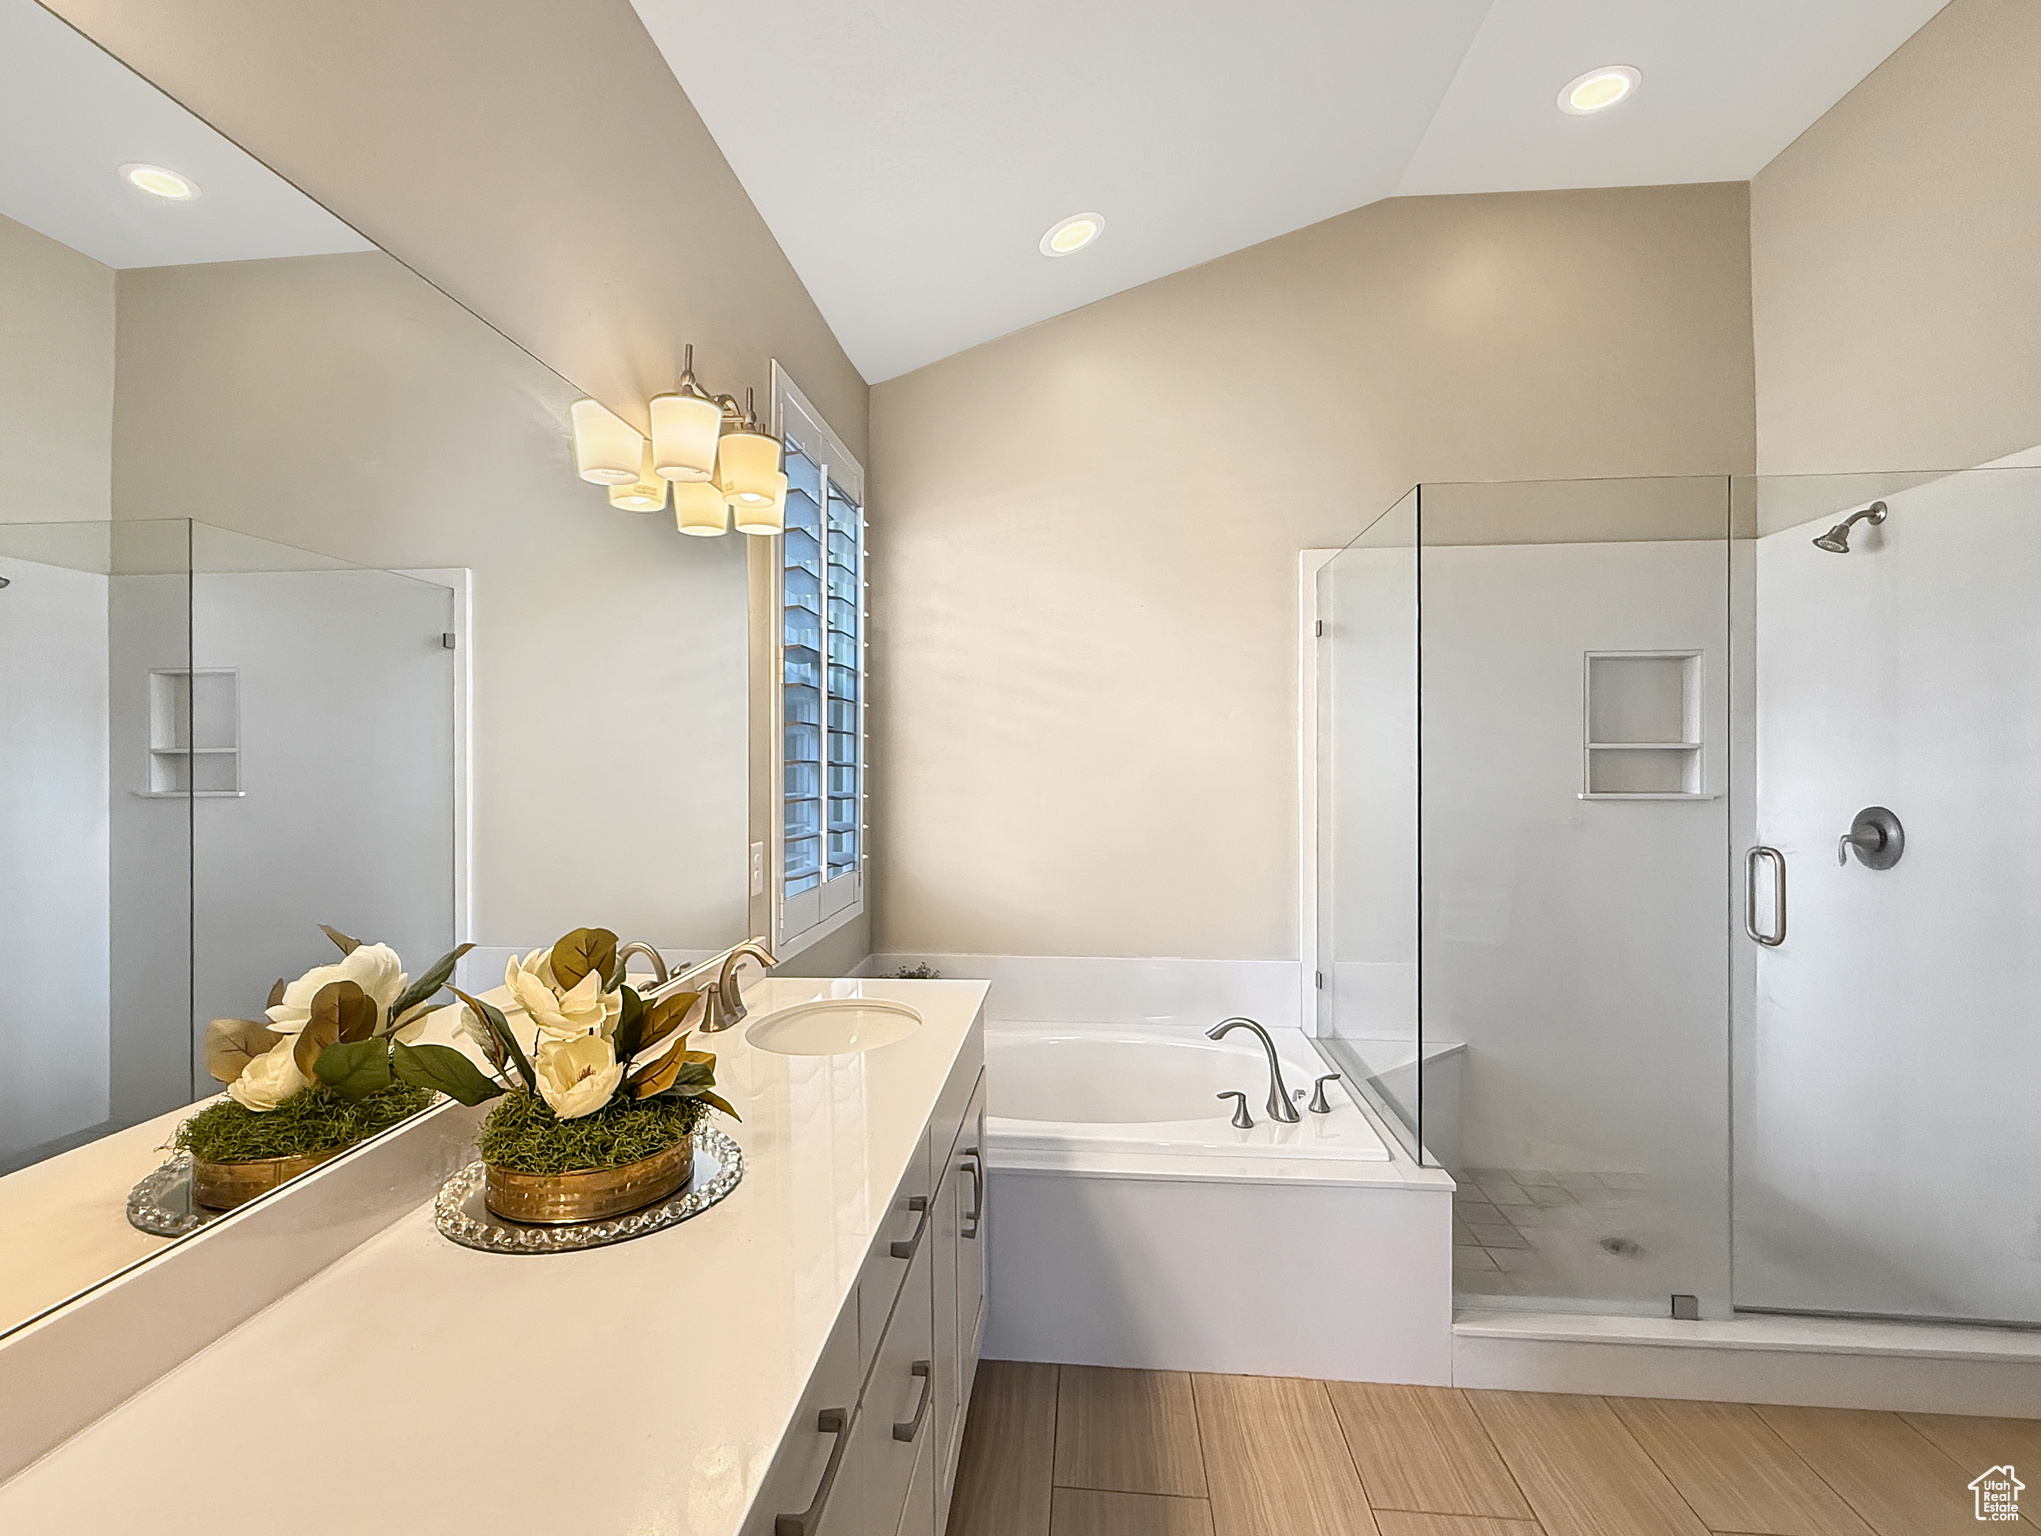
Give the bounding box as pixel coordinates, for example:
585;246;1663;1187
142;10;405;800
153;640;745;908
266;943;410;1036
505;949;621;1042
227;1036;310;1112
533;1034;623;1120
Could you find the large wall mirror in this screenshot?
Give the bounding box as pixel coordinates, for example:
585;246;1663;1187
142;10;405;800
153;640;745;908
0;0;751;1339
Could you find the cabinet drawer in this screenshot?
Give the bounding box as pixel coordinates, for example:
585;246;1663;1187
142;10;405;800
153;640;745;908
855;1229;934;1536
858;1122;933;1380
741;1298;862;1536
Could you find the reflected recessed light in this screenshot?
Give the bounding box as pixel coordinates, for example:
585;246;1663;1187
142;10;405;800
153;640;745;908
1039;212;1105;257
1559;66;1641;116
120;162;201;200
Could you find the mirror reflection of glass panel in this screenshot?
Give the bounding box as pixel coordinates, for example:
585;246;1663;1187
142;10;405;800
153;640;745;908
0;0;749;1341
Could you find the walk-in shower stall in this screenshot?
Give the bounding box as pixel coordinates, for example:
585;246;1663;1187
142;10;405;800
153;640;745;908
0;518;455;1175
1315;466;2041;1328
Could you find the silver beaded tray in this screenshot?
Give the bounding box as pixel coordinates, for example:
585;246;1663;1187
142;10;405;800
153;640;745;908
433;1124;743;1255
127;1151;217;1239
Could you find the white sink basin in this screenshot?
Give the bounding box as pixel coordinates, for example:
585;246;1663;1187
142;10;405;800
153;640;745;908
746;998;923;1056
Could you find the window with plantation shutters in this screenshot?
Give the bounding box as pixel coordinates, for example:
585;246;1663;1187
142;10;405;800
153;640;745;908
773;370;865;949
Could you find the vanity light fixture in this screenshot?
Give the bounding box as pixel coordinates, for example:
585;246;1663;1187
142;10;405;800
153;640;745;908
673;479;729;537
716;388;784;516
573;347;784;537
570;398;644;485
649;345;726;482
1039;212;1104;257
1559;65;1641;115
608;442;669;512
119;162;201;200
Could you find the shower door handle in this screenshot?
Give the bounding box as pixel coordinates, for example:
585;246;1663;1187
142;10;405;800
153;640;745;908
1745;846;1786;947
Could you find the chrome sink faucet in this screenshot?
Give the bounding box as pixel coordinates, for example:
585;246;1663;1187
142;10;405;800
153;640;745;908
699;937;778;1033
1206;1016;1300;1123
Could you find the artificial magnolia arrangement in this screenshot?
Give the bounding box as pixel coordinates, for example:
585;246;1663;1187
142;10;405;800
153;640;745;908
450;926;736;1224
183;925;479;1209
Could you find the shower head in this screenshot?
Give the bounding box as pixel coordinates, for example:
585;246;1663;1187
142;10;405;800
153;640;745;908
1813;500;1887;553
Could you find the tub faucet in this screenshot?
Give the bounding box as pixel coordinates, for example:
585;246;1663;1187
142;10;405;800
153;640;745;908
700;937;778;1033
1206;1016;1300;1123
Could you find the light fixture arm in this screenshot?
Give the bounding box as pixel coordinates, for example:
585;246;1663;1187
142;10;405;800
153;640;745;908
673;345;771;433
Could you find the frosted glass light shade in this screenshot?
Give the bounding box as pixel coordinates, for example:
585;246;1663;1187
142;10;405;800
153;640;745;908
609;442;668;512
734;471;787;536
571;399;643;485
650;391;722;482
717;428;782;509
673;478;729;537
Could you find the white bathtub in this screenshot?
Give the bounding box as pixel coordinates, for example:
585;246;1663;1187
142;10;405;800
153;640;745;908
978;1019;1452;1381
984;1024;1388;1162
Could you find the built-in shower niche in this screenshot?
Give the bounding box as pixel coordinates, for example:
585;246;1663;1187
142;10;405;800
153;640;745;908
1582;650;1704;799
145;668;241;797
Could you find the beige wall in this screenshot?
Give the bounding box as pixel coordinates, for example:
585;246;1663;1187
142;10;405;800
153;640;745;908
112;252;751;953
870;183;1755;960
1751;0;2041;474
0;211;112;524
41;0;868;459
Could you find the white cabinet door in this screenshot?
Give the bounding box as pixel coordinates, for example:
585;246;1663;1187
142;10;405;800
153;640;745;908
741;1300;862;1536
855;1232;934;1535
956;1075;988;1399
931;1154;961;1497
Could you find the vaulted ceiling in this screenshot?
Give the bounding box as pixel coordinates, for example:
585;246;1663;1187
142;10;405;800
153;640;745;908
637;0;1949;383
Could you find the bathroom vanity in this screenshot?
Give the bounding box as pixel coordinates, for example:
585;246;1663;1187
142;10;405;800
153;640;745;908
0;977;988;1536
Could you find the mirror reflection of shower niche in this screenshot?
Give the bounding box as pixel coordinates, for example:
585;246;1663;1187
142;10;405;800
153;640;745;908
146;669;241;796
1582;650;1705;798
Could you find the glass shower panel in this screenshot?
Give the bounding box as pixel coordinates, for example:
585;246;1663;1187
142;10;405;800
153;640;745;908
186;524;455;1100
1419;476;1733;1314
1733;465;2041;1325
0;519;194;1171
1315;489;1421;1157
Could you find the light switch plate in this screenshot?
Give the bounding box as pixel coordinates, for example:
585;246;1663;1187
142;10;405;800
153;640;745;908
749;841;766;897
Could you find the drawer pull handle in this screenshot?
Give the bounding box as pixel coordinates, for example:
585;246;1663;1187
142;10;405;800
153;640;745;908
890;1195;930;1260
774;1406;850;1536
961;1149;983;1239
892;1361;933;1442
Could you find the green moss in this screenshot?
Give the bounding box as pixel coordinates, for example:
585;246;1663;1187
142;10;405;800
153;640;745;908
175;1083;434;1164
478;1090;703;1174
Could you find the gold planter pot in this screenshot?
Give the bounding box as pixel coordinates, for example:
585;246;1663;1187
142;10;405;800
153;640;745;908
192;1145;347;1212
483;1137;694;1226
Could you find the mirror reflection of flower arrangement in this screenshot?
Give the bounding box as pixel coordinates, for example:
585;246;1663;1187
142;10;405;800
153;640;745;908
182;925;480;1211
452;926;737;1225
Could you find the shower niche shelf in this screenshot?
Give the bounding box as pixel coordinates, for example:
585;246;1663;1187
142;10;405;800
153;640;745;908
1581;651;1706;800
140;668;244;798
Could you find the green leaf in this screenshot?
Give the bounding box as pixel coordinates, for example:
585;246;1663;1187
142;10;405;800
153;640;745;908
386;942;475;1026
692;1088;740;1122
452;988;534;1093
549;927;618;992
318;923;363;955
391;1041;505;1106
613;985;647;1063
312;978;378;1043
637;991;699;1056
314;1036;394;1100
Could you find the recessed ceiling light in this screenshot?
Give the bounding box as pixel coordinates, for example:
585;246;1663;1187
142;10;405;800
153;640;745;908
119;162;201;200
1558;66;1641;116
1039;212;1104;257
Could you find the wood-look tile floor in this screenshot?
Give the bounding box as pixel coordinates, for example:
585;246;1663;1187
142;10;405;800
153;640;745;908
945;1362;2040;1536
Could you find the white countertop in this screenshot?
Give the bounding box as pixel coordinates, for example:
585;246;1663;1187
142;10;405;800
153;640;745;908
0;976;988;1535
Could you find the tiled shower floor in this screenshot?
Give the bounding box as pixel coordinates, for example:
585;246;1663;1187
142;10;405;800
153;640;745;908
1453;1165;1680;1305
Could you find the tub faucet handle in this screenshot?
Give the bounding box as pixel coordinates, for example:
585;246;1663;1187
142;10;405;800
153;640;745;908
1308;1073;1341;1114
1217;1091;1254;1130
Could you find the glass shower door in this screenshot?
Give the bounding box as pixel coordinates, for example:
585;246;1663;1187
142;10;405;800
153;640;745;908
1734;466;2041;1325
